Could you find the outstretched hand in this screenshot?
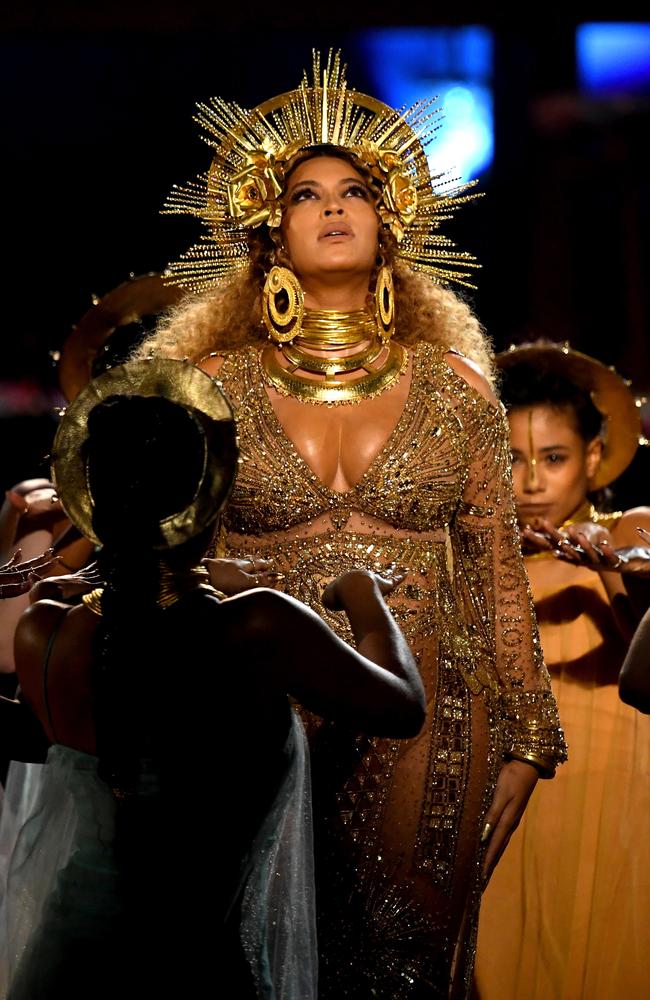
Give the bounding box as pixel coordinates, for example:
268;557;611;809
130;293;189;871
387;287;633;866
322;566;407;611
0;550;57;599
29;563;102;604
521;519;650;576
521;518;609;562
202;556;283;595
481;759;539;883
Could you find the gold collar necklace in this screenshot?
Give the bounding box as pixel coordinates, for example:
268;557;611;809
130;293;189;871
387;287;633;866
261;308;407;405
81;565;214;616
298;308;377;346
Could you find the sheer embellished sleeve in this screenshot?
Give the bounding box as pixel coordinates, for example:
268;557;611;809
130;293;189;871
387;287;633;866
444;366;567;777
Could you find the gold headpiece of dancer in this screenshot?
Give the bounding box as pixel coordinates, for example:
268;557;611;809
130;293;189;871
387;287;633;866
164;50;480;293
52;358;239;547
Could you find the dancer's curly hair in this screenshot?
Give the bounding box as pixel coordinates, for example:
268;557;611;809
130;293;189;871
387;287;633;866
499;364;604;443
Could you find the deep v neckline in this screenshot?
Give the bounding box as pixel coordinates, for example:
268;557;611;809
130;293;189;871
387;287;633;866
254;347;418;497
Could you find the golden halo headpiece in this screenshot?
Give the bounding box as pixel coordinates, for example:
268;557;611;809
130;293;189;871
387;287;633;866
164;50;480;293
51;358;238;547
497;341;645;489
59;272;183;403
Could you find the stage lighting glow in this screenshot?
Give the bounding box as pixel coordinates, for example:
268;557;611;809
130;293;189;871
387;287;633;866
357;27;494;187
577;23;650;92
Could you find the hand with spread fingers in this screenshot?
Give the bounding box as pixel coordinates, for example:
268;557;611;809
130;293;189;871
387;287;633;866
521;517;616;564
28;563;102;604
322;565;407;611
202;556;283;596
0;549;58;599
522;518;650;577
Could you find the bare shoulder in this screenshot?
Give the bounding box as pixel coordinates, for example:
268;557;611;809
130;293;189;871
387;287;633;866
14;600;70;696
18;598;70;627
222;588;305;634
16;599;70;650
611;506;650;545
443;349;500;408
197;354;226;377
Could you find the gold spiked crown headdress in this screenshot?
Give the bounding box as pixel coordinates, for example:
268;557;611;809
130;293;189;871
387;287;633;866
164;50;480;293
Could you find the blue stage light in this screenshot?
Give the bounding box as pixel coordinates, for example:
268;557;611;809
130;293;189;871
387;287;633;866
357;27;494;186
577;23;650;93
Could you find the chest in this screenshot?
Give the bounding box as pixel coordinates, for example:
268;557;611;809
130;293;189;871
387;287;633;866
267;375;412;492
218;343;474;534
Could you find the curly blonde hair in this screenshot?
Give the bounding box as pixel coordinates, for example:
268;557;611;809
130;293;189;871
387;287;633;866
137;264;492;376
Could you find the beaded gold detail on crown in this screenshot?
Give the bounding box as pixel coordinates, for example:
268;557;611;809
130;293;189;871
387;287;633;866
164;50;480;293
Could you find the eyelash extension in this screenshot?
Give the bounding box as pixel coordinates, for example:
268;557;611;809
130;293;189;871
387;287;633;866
289;188;312;203
344;184;370;198
289;183;370;203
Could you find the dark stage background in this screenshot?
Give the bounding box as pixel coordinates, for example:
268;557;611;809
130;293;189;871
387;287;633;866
2;5;649;509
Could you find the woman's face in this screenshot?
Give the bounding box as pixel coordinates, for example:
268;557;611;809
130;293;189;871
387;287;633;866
508;404;603;528
280;155;379;285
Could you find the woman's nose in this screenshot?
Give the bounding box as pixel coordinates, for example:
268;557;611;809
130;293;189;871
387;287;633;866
524;459;542;492
322;190;345;216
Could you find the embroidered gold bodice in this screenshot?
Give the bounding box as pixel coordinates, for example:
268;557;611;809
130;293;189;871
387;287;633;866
221;343;472;535
216;339;567;777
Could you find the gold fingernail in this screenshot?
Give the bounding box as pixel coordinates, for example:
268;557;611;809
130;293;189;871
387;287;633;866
480;822;493;844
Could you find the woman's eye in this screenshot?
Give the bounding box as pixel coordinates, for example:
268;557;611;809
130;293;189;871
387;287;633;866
510;453;522;465
546;453;566;464
344;184;369;199
290;187;316;203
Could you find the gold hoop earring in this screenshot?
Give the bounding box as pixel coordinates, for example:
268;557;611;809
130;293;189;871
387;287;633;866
374;264;395;343
262;266;304;345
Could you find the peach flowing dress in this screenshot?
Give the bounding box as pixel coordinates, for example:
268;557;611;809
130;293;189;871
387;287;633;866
475;512;650;999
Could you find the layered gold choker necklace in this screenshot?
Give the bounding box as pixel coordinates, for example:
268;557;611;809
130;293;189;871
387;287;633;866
81;565;214;615
261;309;407;404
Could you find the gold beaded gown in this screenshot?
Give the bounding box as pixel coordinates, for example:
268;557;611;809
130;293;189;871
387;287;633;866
216;339;566;999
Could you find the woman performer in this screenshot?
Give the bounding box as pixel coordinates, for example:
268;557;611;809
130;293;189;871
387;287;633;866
137;53;567;997
475;342;650;1000
3;356;425;1000
0;271;183;683
0;482;93;678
